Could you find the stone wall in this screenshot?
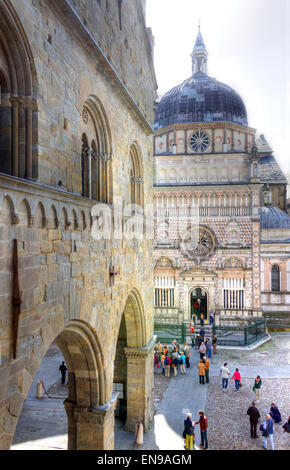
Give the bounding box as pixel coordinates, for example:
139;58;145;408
0;0;157;449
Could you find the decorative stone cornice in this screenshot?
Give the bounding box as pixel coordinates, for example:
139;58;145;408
124;335;157;359
154;121;256;136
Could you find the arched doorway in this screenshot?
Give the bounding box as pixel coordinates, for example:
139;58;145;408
10;320;113;451
191;288;208;321
113;289;154;441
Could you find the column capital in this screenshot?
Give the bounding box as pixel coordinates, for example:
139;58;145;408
124;335;157;359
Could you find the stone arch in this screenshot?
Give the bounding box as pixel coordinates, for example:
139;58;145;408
0;0;38;179
129;141;144;209
34;201;46;228
81;210;86;230
60;207;69;230
72;209;78;230
1;194;15;223
80;95;113;203
47;204;58;229
121;288;146;349
10;320;109;450
18;198;31;226
114;288;153;434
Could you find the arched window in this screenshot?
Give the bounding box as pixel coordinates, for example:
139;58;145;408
129;143;144;210
271;265;280;292
0;3;38;180
80;96;112;203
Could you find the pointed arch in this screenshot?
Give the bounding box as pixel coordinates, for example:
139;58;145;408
0;0;38;179
80;96;112;203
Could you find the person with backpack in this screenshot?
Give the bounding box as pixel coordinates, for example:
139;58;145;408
164;355;171;378
183;413;195;450
172;353;179;377
195;411;208;450
261;414;274;450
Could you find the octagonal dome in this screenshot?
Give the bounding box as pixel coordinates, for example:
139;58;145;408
154;72;248;131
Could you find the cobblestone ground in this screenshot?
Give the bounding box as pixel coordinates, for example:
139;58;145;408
153;371;170;411
205;377;290;450
211;334;290;366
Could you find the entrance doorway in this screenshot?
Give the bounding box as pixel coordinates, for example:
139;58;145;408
191;288;208;321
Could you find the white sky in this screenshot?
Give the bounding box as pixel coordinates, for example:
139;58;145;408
146;0;290;181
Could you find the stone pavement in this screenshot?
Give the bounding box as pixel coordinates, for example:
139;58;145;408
11;346;68;450
11;342;290;451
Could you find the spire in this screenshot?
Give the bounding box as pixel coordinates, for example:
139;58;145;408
191;26;208;75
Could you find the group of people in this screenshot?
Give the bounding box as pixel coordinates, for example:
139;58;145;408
184;411;209;450
247;401;289;450
154;340;192;378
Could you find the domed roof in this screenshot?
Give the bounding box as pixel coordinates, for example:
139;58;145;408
260;206;290;230
154;72;248;131
154;28;248;131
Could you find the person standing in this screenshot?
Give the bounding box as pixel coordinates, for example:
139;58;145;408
200;313;205;328
199;327;205;343
161;352;166;375
184;343;191;368
212;335;217;354
59;361;67;385
220;363;230;391
203;357;210;384
261;414;274;450
282;416;290;433
197;359;206;385
199;342;206;360
184;413;195;451
179;352;186;374
195;333;200;349
231;368;241;391
253;375;262;402
172;354;179;377
205;337;212;359
164;355;171;378
247;401;260;438
269;403;282;423
195;411;208;450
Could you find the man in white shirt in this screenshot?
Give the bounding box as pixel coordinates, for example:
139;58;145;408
220;363;230;391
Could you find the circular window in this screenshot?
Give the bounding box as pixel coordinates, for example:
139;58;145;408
190;130;210;152
181;226;216;262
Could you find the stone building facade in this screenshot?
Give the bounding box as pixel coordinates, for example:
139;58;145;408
0;0;157;450
153;28;290;329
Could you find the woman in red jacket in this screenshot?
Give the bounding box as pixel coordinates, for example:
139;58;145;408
231;368;241;391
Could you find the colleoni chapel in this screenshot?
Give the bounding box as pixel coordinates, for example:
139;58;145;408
153;27;290;329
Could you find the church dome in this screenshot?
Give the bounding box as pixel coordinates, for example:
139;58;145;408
154;28;248;131
260;206;290;230
154;72;248;130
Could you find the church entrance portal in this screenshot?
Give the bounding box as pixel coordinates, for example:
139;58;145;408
191;288;208;321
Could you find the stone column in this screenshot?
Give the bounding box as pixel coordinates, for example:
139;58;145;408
11;96;19;177
124;337;155;432
25;97;33;180
64;393;118;450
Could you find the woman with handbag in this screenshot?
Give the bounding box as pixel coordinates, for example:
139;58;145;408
231;368;241;391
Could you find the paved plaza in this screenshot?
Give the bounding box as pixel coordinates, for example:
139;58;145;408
11;335;290;451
